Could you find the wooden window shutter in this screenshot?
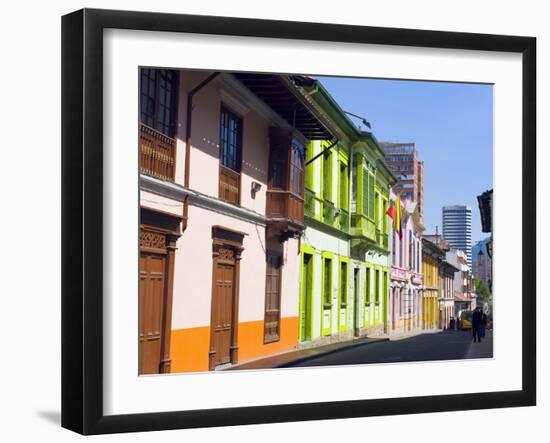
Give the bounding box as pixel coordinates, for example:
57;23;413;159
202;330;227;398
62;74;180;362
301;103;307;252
264;252;282;343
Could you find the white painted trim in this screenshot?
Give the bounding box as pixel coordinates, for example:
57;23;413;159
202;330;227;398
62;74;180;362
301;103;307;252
140;174;193;201
139;174;267;226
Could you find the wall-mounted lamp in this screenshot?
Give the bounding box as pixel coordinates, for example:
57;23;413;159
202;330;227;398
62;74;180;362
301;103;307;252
251;181;262;198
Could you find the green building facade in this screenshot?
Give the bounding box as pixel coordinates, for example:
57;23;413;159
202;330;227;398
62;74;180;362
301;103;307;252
297;80;397;347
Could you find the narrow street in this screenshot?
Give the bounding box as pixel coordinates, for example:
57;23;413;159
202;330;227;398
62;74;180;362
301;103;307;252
280;330;493;368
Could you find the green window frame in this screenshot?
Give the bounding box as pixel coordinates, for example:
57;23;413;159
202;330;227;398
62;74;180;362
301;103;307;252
383;270;388;306
323;257;332;308
365;265;371;306
322;144;333;201
362;165;369;216
305;141;315;191
340;261;348;308
339;160;349;210
374;190;381;226
368;171;375;219
351;159;357;213
375;268;380;305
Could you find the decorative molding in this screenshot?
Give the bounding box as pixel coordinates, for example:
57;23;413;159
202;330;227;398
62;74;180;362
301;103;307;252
217;248;234;261
140;230;166;249
140;174;193;201
140;174;267;227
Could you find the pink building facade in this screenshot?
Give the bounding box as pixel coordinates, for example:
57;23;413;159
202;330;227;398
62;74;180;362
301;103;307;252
388;198;424;335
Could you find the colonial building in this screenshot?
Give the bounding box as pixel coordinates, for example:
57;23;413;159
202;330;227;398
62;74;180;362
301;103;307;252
388;198;424;335
138;69;334;373
439;259;458;329
296;78;396;347
446;248;476;319
422;238;443;330
422;233;459;329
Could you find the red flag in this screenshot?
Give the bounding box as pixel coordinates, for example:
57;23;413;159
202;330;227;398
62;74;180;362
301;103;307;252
386;201;395;220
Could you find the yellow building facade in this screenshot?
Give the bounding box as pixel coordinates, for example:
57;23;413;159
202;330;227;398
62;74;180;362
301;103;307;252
422;238;442;330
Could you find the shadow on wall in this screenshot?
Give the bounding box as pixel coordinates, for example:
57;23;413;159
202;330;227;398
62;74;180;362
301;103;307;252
175;70;271;186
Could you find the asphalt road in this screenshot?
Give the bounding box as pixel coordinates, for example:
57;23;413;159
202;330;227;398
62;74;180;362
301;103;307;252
281;329;493;368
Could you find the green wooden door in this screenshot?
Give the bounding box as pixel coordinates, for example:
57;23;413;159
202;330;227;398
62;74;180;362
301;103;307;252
300;253;313;341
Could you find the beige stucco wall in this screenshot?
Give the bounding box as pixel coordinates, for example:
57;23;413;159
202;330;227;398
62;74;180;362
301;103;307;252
174;71;270;215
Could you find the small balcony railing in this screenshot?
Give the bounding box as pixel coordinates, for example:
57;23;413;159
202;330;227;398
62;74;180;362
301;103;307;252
140;123;176;181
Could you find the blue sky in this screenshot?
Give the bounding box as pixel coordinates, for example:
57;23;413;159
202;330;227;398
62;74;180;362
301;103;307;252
318;76;493;243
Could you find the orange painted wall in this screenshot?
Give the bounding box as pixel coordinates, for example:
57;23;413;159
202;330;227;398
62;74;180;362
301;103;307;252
169;317;299;373
238;317;299;363
169;326;210;373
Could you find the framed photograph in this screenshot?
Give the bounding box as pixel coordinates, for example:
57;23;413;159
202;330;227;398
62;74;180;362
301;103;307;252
61;8;536;435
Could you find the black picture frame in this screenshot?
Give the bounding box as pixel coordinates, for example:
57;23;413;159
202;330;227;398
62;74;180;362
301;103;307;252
61;8;536;435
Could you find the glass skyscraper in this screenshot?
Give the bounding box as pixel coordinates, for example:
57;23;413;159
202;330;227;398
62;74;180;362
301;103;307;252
442;205;472;268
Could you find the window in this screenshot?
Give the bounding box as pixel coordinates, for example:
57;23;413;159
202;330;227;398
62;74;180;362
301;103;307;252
289;139;305;196
383;270;388;307
264;252;282;343
382;198;388;232
365;266;371;306
409;231;413;270
392;231;396;265
269;148;286;189
140;68;179;137
220;107;242;172
219;107;243;204
362;167;369;215
340;261;348;307
368;172;375;218
351;161;357;212
399;231;404;267
375;191;381;227
323;148;332;200
323;258;332;308
375;268;380;304
339;161;348;210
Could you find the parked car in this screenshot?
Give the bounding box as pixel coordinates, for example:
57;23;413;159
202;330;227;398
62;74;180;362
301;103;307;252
459;310;473;330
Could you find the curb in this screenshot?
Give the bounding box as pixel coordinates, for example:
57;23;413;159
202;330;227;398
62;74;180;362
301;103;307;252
276;337;389;368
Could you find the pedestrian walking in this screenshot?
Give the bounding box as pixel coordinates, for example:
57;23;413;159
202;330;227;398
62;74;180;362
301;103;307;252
480;311;488;338
471;307;483;342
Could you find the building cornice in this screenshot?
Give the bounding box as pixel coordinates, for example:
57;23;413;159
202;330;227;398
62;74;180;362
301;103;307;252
140;174;267;227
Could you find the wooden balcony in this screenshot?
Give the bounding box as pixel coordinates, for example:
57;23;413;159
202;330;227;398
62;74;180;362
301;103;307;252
219;165;241;205
266;190;304;228
140;123;176;181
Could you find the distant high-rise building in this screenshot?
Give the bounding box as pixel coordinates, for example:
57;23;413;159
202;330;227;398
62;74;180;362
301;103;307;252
381;142;424;222
442;205;472;268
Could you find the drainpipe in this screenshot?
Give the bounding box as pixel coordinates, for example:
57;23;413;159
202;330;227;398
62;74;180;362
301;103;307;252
182;72;220;229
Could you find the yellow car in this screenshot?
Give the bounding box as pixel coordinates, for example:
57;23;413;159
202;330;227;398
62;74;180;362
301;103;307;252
459;310;473;330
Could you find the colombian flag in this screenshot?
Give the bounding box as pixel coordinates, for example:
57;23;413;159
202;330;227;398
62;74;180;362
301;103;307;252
386;194;402;239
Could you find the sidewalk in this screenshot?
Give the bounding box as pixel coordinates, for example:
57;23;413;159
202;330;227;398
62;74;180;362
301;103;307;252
225;336;389;370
